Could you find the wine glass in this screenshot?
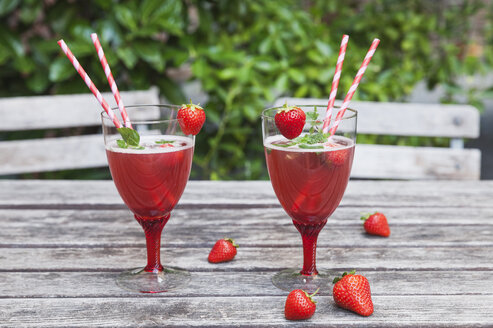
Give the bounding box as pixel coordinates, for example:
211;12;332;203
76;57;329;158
262;105;357;292
101;105;194;293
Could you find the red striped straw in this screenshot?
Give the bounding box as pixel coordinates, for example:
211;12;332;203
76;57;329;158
91;33;132;128
329;38;380;136
57;39;122;129
322;34;349;134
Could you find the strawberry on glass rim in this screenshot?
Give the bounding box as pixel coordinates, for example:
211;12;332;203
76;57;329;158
275;103;306;139
177;100;206;135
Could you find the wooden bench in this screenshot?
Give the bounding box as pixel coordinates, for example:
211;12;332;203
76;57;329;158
0;88;160;176
274;98;481;180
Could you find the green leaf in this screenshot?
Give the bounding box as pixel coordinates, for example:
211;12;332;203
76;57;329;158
315;40;331;57
155;140;175;144
299;144;323;149
115;5;138;31
117;128;140;147
134;41;164;72
26;70;49;93
116;139;128;149
0;0;20;16
49;57;75;82
116;47;138;69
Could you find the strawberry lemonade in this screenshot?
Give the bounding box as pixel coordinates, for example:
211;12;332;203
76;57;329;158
264;135;354;225
106;135;194;219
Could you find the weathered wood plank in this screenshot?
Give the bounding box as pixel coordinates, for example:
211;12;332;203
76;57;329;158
0;180;493;208
0;88;160;131
0;271;491;298
1;296;492;327
0;247;490;271
1;208;492;247
274;97;480;138
0;135;106;175
353;144;481;180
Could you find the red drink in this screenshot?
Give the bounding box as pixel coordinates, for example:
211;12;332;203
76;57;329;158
265;135;354;225
106;136;194;219
265;135;354;276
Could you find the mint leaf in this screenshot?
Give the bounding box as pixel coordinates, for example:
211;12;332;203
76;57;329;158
296;132;326;145
306;107;319;121
276;143;295;148
299;144;323;149
130;145;145;150
117;139;128;149
117;127;140;147
155;140;175;144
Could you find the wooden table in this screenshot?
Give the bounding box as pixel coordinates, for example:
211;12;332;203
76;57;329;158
1;180;492;327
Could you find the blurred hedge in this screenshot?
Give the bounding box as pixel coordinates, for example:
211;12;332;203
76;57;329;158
0;0;490;179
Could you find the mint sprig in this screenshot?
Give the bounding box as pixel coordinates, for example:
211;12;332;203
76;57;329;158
117;127;140;147
305;106;319;121
116;127;144;150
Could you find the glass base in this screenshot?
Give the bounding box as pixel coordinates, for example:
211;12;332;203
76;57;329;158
116;266;191;293
272;268;335;293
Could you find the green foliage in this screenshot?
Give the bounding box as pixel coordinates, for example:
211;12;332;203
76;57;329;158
0;0;490;179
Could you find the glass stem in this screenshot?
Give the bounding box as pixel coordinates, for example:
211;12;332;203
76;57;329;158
293;220;327;276
135;214;170;273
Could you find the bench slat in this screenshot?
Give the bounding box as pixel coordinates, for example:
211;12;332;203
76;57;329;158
274;97;480;138
353;144;481;180
0;135;106;175
0;138;480;179
0;88;160;131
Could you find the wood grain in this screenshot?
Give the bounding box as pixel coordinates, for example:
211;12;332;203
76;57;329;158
0;180;492;208
0;180;491;327
0;88;160;131
1;208;492;247
1;296;492;327
0;271;491;298
274;97;480;138
0;246;490;271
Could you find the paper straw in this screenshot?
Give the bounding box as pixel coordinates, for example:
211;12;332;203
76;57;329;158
322;34;349;134
57;39;122;129
329;38;380;136
91;33;132;128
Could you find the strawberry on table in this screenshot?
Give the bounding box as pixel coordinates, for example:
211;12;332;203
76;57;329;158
275;103;306;139
361;212;390;237
333;270;373;316
177;100;206;135
208;238;238;263
284;288;319;320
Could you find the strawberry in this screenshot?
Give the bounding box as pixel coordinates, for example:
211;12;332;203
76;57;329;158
208;238;238;263
177;100;206;135
275;104;306;139
333;270;373;316
284;288;319;320
361;212;390;237
327;147;349;166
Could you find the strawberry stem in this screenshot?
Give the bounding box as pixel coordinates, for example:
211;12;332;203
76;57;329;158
310;288;320;298
224;238;239;248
